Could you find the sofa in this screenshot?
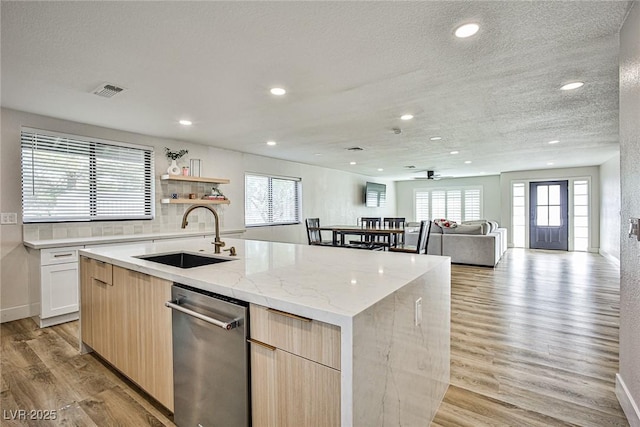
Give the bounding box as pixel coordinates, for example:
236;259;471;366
405;220;507;267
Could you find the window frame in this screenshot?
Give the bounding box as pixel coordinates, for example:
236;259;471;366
21;127;155;223
244;172;302;227
413;186;483;222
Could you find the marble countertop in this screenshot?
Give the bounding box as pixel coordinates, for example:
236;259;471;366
79;238;450;326
23;229;246;249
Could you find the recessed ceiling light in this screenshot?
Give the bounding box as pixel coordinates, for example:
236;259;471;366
350;161;357;165
266;141;277;146
179;119;192;126
548;140;560;144
314;153;322;156
560;82;584;91
377;168;384;172
270;87;286;96
450;151;459;155
547;162;554;166
464;160;472;164
400;114;414;121
455;23;480;38
430;136;442;141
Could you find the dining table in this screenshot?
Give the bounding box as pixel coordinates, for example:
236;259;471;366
310;224;406;248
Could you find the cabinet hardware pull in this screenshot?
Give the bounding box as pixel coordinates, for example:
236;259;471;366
92;278;111;286
165;300;239;330
53;253;73;258
95;259;106;264
266;308;312;323
247;338;276;351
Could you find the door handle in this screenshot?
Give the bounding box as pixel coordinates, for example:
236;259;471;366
165;299;239;330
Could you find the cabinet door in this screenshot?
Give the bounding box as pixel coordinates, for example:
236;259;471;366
40;263;79;318
138;273;173;411
111;267;139;381
251;343;340;427
112;266;173;411
90;276;115;363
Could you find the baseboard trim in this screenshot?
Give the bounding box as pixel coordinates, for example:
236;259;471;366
616;374;640;427
1;304;33;323
37;311;79;328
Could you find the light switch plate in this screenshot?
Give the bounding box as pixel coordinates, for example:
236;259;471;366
630;218;640;241
415;297;422;326
0;213;17;225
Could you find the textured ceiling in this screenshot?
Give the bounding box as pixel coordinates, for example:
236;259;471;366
1;1;631;180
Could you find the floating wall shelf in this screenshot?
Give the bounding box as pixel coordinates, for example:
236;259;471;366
160;174;230;185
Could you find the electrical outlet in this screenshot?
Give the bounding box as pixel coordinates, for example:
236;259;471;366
0;213;17;225
415;297;422;326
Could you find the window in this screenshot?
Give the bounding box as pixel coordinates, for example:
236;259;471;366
415;187;482;222
245;173;301;226
512;183;526;247
21;128;154;223
573;180;589;251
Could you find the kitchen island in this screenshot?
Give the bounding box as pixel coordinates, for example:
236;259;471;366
79;237;450;426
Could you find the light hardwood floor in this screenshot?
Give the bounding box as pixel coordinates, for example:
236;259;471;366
433;249;627;427
0;249;627;426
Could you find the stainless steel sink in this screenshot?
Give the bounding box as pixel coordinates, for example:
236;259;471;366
137;252;234;269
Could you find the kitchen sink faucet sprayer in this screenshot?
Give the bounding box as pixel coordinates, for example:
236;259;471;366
181;204;225;254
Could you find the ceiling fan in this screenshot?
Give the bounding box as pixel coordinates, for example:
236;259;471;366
412;170;449;180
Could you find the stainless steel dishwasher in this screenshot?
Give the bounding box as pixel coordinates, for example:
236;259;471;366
166;284;249;427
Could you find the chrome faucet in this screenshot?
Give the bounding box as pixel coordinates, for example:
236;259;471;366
181;204;225;254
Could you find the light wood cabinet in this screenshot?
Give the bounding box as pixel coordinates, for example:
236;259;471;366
80;259;173;411
249;304;341;427
81;257;115;362
113;266;173;410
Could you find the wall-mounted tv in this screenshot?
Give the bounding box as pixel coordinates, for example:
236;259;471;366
365;182;386;207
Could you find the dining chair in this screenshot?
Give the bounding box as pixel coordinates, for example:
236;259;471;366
351;217;383;248
389;220;431;254
383;217;406;247
305;218;333;246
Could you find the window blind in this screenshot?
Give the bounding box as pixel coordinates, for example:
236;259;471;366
415;191;430;221
414;186;483;222
431;191;446;219
245;173;301;226
464;189;481;221
447;190;462;222
21;128;154;223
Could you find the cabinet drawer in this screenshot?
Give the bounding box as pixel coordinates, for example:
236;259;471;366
41;246;83;265
250;304;340;370
87;257;113;285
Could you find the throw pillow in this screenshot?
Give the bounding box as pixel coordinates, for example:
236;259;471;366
434;218;458;228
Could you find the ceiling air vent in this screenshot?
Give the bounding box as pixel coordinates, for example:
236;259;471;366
92;83;125;98
346;147;364;151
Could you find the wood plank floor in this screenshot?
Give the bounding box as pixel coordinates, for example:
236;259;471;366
0;249;627;426
433;249;627;427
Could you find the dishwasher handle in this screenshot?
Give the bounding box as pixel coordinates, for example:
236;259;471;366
165;299;239;330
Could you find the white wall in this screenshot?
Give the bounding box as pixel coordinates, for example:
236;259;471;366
618;3;640;425
499;166;601;250
599;154;621;264
242;154;395;244
0;107;394;321
395;175;501;223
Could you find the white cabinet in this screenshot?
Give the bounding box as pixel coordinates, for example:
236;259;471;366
41;263;79;319
28;246;83;327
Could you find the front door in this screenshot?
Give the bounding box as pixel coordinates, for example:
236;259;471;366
529;181;568;250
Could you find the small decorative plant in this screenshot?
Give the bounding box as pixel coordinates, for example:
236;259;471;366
165;147;188;161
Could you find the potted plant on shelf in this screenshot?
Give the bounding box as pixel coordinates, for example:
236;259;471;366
165;147;188;175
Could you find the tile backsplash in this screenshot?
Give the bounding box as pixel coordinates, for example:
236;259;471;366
23;178;229;241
